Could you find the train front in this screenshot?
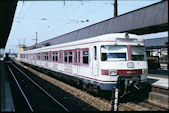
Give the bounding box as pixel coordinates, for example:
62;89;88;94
99;33;148;96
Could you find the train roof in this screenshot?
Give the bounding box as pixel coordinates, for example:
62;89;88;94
21;33;143;54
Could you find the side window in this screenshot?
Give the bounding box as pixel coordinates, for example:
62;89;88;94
78;51;80;64
64;51;68;63
82;49;89;64
53;52;55;61
94;46;97;60
44;53;46;61
45;52;48;61
55;52;58;62
46;53;48;61
68;51;73;63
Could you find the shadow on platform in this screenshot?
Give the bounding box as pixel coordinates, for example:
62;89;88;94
148;69;168;76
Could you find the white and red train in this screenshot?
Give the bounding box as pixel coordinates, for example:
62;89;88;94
19;33;148;95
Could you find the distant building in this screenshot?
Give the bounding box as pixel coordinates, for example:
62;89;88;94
18;45;26;59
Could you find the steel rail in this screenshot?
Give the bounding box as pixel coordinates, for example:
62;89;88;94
10;62;69;112
8;66;34;112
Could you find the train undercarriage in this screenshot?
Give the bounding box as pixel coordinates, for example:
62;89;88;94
20;61;145;100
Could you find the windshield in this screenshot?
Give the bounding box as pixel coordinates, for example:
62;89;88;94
101;45;127;61
131;46;145;61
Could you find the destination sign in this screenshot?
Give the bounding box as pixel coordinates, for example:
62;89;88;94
116;38;137;43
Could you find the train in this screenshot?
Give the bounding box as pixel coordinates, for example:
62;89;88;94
19;33;148;97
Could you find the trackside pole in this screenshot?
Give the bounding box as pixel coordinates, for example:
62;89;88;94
111;88;119;111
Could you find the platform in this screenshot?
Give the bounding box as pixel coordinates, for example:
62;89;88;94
0;61;15;112
148;69;168;88
147;69;168;105
147;76;168;89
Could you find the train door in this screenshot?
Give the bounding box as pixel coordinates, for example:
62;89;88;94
75;49;80;75
92;46;99;78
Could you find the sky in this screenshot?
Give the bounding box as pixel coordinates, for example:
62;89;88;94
4;0;168;54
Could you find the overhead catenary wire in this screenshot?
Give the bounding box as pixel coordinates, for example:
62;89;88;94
21;2;34;20
14;1;112;48
23;2;67;42
25;1;98;43
34;2;81;41
20;2;34;41
11;2;24;41
12;2;33;43
75;1;112;20
41;1;112;40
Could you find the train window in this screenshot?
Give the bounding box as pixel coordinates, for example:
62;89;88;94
101;45;127;61
45;52;48;61
55;52;58;62
94;46;97;60
101;53;107;61
82;50;89;64
78;51;80;64
45;53;46;60
64;51;68;63
53;52;55;61
68;51;73;63
131;46;145;61
47;53;48;60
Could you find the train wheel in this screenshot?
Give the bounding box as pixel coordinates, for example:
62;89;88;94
82;83;87;91
76;81;83;89
92;86;100;96
86;85;92;93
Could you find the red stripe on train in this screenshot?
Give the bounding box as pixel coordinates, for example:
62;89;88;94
117;69;142;76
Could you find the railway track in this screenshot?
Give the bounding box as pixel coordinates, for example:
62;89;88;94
9;59;169;111
7;61;69;112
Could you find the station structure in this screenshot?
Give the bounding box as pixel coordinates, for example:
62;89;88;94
144;37;168;66
23;0;168;69
25;0;168;50
0;0;168;111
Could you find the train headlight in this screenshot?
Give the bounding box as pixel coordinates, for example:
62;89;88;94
109;70;117;76
127;62;134;68
142;69;148;74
